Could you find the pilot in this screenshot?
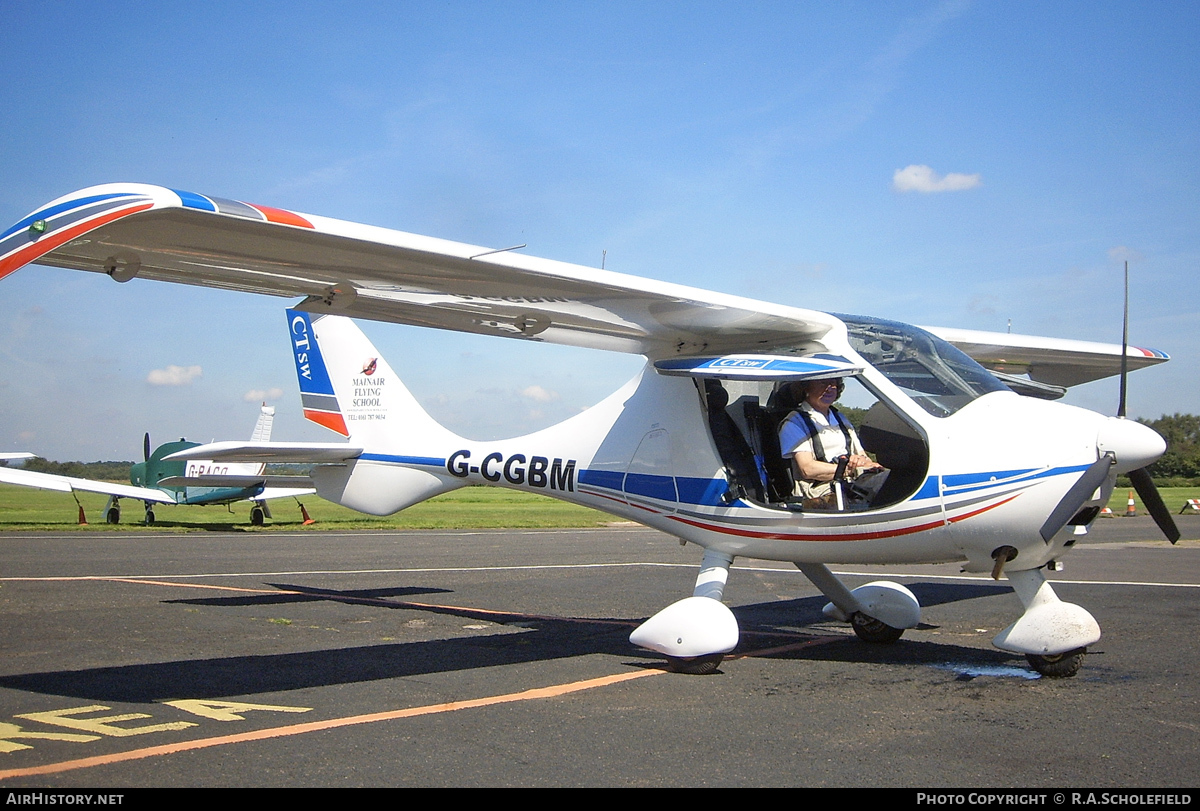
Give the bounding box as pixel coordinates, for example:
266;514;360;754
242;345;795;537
778;377;883;506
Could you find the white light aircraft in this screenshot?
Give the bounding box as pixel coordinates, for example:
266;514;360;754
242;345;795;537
0;183;1180;676
0;403;314;525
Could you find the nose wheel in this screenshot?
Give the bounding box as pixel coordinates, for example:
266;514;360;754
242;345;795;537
1026;647;1086;678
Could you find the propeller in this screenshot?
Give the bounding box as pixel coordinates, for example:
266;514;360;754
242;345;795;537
1114;261;1180;544
1129;466;1180;543
1041;261;1179;544
144;432;151;462
1040;455;1115;542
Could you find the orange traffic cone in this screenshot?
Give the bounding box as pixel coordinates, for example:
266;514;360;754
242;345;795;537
77;504;87;525
1099;507;1114;517
1124;490;1137;517
300;502;315;525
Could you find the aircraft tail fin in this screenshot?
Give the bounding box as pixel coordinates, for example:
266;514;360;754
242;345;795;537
286;308;459;449
284;309;465;515
284;304;463;501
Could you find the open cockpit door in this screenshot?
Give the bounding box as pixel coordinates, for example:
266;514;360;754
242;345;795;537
688;364;931;513
656;353;868;505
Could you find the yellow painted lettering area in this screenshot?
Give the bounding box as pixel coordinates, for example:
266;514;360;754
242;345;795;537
15;705;197;738
162;700;312;722
0;722;98;753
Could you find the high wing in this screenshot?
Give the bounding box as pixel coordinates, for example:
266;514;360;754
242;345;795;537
2;183;1167;383
924;326;1169;388
0;467;178;503
0;184;839;358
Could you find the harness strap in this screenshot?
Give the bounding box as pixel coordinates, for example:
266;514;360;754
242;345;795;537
792;406;853;464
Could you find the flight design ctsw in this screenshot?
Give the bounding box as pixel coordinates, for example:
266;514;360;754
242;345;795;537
0;183;1180;677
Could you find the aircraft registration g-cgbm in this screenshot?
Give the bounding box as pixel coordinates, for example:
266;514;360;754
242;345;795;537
0;183;1180;677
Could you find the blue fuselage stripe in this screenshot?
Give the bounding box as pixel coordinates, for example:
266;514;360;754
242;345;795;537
360;452;445;466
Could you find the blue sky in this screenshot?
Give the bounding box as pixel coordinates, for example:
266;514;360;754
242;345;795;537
1;1;1197;461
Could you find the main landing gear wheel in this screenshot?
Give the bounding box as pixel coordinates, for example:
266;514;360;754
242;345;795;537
851;612;904;644
144;510;155;526
1026;647;1086;678
250;506;266;526
666;653;724;675
105;507;120;524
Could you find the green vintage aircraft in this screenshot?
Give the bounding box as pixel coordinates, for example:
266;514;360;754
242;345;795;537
0;405;314;525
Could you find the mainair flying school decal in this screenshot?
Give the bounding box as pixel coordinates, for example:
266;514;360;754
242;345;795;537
350;358;385;421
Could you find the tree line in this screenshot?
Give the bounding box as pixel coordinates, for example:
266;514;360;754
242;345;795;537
1136;413;1200;484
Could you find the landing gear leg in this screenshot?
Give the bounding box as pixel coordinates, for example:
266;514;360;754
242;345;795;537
143;502;155;526
993;567;1099;678
796;563;919;643
630;549;739;674
670;550;735;673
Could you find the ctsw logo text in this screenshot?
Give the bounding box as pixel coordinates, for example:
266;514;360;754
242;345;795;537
291;315;315;380
447;450;575;491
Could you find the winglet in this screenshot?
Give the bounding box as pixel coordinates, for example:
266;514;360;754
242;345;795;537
0;185;169;280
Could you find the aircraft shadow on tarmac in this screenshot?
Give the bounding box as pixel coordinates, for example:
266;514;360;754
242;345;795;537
0;580;1026;703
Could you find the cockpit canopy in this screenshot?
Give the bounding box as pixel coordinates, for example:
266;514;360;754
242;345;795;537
835;314;1009;418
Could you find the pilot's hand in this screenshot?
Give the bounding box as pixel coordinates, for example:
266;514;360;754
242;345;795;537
848;454;882;474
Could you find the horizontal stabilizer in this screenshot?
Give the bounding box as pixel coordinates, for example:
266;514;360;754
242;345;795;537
164;441;363;464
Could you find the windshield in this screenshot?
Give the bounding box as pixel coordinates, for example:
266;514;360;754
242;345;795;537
835;314;1008;417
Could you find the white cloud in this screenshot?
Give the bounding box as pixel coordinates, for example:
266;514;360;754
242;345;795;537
1107;246;1144;265
892;164;982;193
147;365;203;386
243;387;284;403
520;385;559;403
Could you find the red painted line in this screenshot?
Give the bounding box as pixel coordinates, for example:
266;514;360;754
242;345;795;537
0;202;154;279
